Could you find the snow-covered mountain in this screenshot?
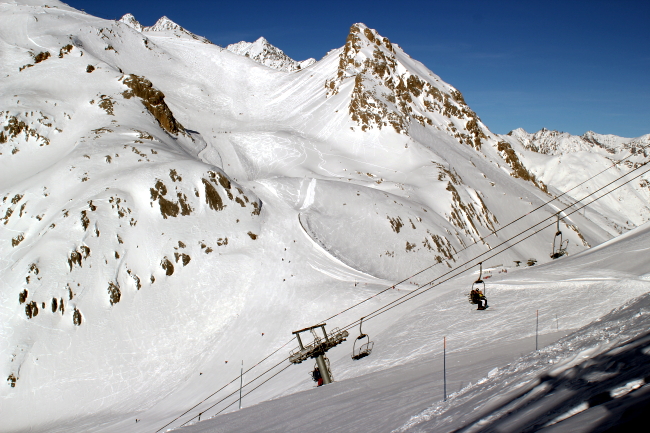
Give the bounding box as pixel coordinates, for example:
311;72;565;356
1;1;648;432
500;128;650;233
118;13;144;32
505;127;650;156
226;37;315;72
119;13;213;44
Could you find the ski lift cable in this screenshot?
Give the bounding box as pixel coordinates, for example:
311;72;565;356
330;162;648;330
154;339;295;432
338;165;650;331
163;159;649;428
212;364;293;418
158;158;649;429
156;357;288;432
178;363;293;428
173;164;649;428
319;147;649;325
340;162;650;328
342;164;650;331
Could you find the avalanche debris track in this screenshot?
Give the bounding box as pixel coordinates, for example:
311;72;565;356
0;1;648;433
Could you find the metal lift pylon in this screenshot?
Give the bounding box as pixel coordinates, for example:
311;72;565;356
289;323;349;385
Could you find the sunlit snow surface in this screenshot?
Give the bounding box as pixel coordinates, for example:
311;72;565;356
175;224;650;433
0;1;648;433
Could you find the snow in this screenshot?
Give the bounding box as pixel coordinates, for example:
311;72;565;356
500;128;650;231
0;2;648;432
170;223;650;433
226;37;316;72
168;226;650;432
119;13;144;33
116;13;213;44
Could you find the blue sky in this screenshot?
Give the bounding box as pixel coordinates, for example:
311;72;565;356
70;0;649;137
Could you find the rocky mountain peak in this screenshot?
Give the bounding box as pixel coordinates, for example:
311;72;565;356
125;15;214;44
226;37;315;72
325;23;488;148
147;16;180;32
118;13;143;32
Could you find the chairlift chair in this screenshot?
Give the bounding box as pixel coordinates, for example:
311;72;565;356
550;214;569;259
468;262;489;310
351;317;374;360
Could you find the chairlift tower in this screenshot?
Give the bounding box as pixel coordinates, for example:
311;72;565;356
289;323;348;385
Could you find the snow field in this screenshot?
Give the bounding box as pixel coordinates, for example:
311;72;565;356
170;223;650;432
1;2;648;432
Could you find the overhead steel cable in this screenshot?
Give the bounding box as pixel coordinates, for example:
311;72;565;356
319;146;649;324
154;338;295;433
336;163;650;333
164;161;649;429
178;364;294;428
158;153;648;430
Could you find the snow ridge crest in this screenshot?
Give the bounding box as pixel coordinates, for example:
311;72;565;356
118;13;212;44
118;13;143;32
226;37;315;72
147;16;181;32
505;128;650;155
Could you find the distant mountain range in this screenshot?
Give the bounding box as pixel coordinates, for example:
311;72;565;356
504;127;650;156
119;13;213;43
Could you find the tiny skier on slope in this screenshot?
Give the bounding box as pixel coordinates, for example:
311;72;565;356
311;367;323;386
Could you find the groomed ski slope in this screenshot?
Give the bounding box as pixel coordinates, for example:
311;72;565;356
169;222;650;433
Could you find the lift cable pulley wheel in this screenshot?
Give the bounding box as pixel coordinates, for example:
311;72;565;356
351;316;374;360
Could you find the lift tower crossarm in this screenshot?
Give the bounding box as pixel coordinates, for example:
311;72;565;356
292;323;327;334
289;324;348;365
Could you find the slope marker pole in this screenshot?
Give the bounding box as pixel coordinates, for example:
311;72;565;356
239;360;243;410
535;310;539;351
443;336;447;402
